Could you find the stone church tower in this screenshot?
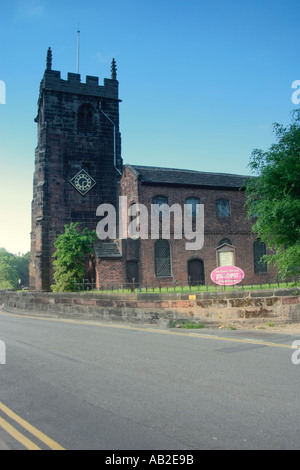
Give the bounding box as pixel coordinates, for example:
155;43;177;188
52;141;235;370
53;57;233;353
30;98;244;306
30;48;123;291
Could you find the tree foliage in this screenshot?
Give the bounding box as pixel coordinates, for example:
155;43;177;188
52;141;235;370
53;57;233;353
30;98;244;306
52;223;96;292
0;250;30;289
245;109;300;279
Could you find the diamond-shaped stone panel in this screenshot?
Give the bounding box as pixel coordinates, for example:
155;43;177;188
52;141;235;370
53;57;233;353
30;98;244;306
70;169;96;196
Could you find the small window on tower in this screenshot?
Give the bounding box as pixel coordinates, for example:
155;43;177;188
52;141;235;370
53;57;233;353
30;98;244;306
77;104;94;136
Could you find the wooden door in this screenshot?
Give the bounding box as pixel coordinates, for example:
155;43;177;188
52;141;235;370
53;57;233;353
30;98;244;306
127;261;139;286
188;259;205;286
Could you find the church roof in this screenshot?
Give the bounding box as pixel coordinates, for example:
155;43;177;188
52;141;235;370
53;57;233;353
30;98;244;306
128;165;251;189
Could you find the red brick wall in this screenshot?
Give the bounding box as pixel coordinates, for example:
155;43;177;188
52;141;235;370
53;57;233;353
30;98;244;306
118;168;277;287
96;258;125;288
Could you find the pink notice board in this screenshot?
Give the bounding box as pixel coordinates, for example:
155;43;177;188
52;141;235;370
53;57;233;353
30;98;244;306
210;266;245;286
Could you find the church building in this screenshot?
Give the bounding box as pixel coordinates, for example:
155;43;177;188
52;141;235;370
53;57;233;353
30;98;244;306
30;49;272;291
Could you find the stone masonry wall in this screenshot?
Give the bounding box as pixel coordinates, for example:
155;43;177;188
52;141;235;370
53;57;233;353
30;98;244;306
0;288;299;326
30;68;122;292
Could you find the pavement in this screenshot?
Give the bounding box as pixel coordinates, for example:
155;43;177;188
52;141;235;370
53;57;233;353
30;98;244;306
0;308;299;450
0;440;10;450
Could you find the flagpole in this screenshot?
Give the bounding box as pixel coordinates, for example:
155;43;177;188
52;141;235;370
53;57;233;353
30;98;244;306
76;27;80;74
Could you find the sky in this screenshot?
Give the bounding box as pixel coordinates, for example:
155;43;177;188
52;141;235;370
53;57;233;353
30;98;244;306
0;0;299;255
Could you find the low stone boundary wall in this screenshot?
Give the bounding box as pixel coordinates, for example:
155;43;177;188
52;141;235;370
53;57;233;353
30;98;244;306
0;288;299;326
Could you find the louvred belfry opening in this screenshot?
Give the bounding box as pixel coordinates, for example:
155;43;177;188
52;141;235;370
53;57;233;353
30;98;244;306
77;104;94;136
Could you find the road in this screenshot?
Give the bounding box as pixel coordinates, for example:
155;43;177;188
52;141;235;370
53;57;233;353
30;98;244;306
0;309;300;451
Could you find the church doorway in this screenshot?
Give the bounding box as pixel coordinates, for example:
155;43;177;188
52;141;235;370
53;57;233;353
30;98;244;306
188;259;205;286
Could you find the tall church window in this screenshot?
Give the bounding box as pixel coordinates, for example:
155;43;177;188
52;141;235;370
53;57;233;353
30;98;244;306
155;239;171;277
77;104;94;136
153;195;168;207
216;198;231;218
253;240;267;273
185;197;200;217
153;195;168;216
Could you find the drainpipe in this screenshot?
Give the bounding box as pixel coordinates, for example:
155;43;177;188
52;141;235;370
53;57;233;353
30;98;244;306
99;102;122;175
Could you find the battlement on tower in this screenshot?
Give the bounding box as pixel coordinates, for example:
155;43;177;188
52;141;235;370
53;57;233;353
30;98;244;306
39;47;119;100
40;69;119;100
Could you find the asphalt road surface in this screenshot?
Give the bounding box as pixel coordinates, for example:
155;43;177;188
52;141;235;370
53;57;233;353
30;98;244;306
0;309;300;451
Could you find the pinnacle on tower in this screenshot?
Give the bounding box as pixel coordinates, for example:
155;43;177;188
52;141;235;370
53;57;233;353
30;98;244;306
46;47;52;70
111;58;117;80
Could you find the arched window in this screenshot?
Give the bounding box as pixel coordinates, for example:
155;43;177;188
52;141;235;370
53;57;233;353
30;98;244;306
153;195;168;206
153;195;168;217
155;239;171;277
218;238;232;247
253;240;267;273
77;104;94;136
185;197;200;217
216;198;231;218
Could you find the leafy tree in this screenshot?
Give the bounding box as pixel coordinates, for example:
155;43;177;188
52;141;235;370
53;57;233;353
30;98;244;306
0;251;18;289
245;109;300;279
0;250;30;289
52;223;96;292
